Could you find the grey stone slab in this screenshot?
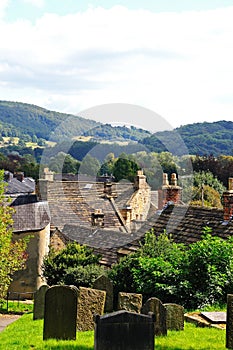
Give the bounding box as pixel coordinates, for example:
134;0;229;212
77;287;106;331
164;303;184;331
93;275;113;313
33;285;49;320
141;297;167;336
118;292;142;313
201;311;226;324
94;310;155;350
43;285;78;340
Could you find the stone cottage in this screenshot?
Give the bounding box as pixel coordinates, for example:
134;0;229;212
4;172;50;296
46;174;233;266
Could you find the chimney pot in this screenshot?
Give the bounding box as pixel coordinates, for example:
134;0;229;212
228;178;233;191
163;173;169;186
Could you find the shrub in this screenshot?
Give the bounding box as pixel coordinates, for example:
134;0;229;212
184;230;233;309
42;242;101;286
109;231;188;304
63;264;106;288
109;229;233;309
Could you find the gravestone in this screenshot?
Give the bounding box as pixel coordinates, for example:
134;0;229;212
201;311;226;324
77;286;106;331
118;292;142;313
33;284;49;320
141;297;167;336
43;285;78;340
94;310;155;350
164;303;184;331
93;275;113;312
226;294;233;348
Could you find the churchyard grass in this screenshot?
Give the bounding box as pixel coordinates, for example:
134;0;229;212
0;313;226;350
0;300;33;314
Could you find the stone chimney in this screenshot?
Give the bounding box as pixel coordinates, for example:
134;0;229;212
14;172;24;182
134;170;147;190
91;209;104;227
43;168;54;181
104;182;117;198
223;178;233;221
158;173;182;210
4;171;13;182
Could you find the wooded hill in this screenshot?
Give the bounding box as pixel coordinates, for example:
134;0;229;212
0;101;150;143
142;120;233;156
0;101;232;156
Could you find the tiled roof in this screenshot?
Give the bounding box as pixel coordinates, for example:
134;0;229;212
41;180;130;230
145;204;233;244
5;177;35;195
12;201;50;233
62;224;144;265
61;204;233;266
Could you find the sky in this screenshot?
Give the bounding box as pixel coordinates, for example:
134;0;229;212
1;0;233;132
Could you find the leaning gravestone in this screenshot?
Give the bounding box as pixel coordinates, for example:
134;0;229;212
226;294;233;349
93;275;113;313
77;287;106;331
94;310;155;350
141;297;167;336
164;303;184;331
43;285;78;340
118;292;142;313
33;284;49;320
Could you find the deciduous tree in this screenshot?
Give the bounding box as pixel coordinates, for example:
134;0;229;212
0;170;28;299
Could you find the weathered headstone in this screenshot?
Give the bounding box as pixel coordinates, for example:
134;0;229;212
141;297;167;336
33;284;49;320
118;292;142;313
77;286;106;331
94;310;155;350
93;275;113;312
164;303;184;331
201;311;226;324
226;294;233;348
43;285;78;340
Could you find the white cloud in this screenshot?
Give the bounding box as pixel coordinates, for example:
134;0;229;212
22;0;45;8
1;5;233;129
0;0;9;19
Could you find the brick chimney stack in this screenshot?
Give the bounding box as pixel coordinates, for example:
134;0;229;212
158;173;182;210
223;178;233;221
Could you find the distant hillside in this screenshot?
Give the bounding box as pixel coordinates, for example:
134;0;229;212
0;101;151;143
0;101;99;142
0;102;232;156
142;120;233;156
83;123;151;141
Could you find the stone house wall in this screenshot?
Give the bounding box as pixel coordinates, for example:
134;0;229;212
8;224;50;296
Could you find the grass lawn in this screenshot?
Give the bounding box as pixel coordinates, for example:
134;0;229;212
0;313;226;350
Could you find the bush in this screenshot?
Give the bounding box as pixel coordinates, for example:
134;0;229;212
63;264;106;288
109;229;233;309
184;230;233;309
109;231;188;304
42;243;101;286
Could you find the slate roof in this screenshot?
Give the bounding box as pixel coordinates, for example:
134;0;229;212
12;200;50;233
145;204;233;244
4;176;35;195
62;224;143;265
42;180;136;230
61;204;233;266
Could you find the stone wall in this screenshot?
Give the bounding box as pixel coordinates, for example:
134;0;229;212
8;224;50;296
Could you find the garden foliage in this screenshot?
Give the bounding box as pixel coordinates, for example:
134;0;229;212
109;228;233;309
0;170;29;299
42;242;105;287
